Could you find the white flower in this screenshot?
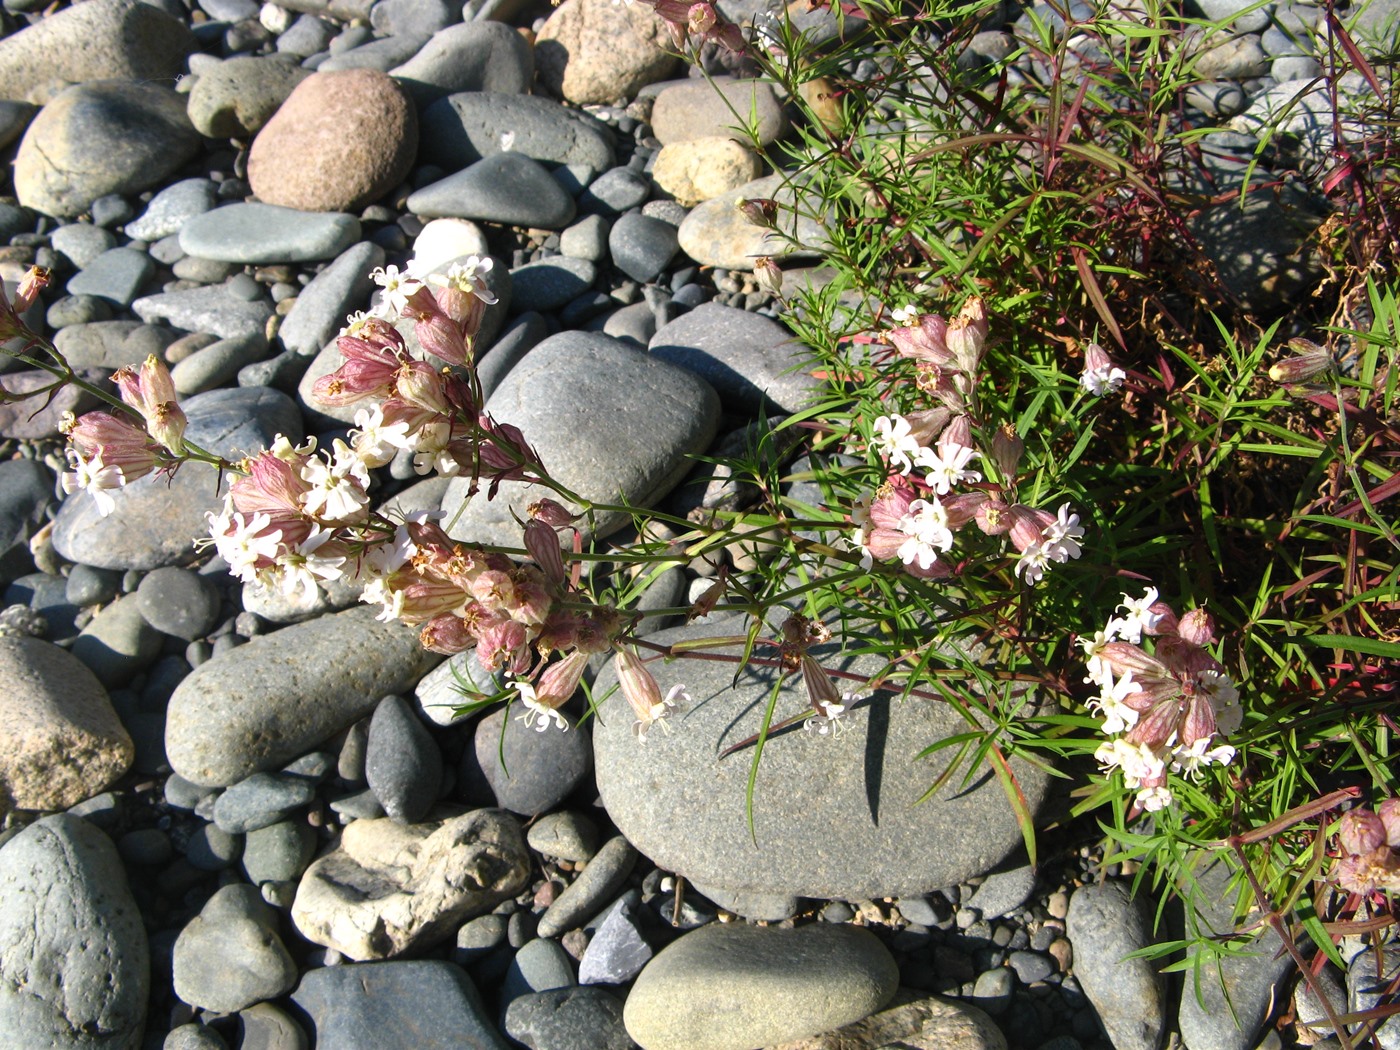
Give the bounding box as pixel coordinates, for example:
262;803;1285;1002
635;684;687;742
1170;735;1236;779
1082;360;1127;396
514;681;569;732
872;414;928;476
891;304;919;325
1197;670;1242;734
207;504;283;583
804;696;851;736
1041;503;1085;563
299;440;370;522
1107;587;1162;644
921;440;982;495
1014;542;1052;584
369;264;424;316
1090;670;1142;735
1136;785;1174;811
1094;737;1164;788
1078;629;1113;684
896;497;953;571
428;257;498;305
350;405;413;469
274;528;346;603
61;450;125;517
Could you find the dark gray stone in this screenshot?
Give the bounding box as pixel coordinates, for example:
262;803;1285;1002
1067;881;1168;1050
501;937;576;1012
503;987;632;1050
172;883;297;1013
241;819;316;885
526;810;599;863
179;203;362;265
579;168;650;215
650;301;820;416
418;92;614;172
467;701;591;816
406;153;577;229
291;960;511;1050
0;814;149;1049
365;694;443;824
509;256;596;313
136;566;222;640
389;21;533;104
609;212;679;284
968;864;1037;919
592;620;1055;904
65;247;155;307
277;240;384;356
536;836;636;939
171;332;271;394
70;592;163;687
15;80;199;218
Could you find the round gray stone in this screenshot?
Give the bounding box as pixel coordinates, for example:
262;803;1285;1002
504;987;631;1050
15;80;199;218
609;212;679;283
136;566;222;640
187;55;313;139
389;22;534;105
131;282;276;340
1066;881;1167;1050
179;203;363;265
467;701;591;817
406;152;577;229
277;240;384;356
0;814;150;1048
214;772;318;834
624;922;898;1050
365;694;443;824
167;606;443;787
125;178;219;242
418;91;615;172
536;836;636;939
592;620;1055;903
173;883;298;1013
509;256;597;313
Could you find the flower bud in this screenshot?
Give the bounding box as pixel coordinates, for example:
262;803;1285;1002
737;198;778;229
614;646;663;724
534;649;589;708
1268;338;1334;384
753;256;783;298
14;265;50;313
946;297;988;374
1378;798;1400;847
420;613;473;655
529;499;577;527
113;355;187;454
1176;608;1215;646
903;407;951;447
688;2;717;35
799;653;846;719
1339;808;1386;856
523;518;567;586
990;424;1024;480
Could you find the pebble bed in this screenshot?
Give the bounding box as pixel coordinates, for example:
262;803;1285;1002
0;0;1388;1048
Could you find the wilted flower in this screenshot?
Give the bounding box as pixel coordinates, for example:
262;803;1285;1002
112;355;187;454
1268;337;1335;385
737;198;778;229
614;647;685;741
753;256;783;298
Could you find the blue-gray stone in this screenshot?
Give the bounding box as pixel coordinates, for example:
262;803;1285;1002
406;153;577;229
136;566;221;640
465;701;591;817
276;13;336;57
365;694;443;824
241;819;317;885
650;301;820;416
64;247;154;307
187;54;314;139
389;22;533;104
609;212;679;283
132;282;275;340
179;203;362;264
501;937;576;1012
593;620;1055;904
371;0;458;36
509;256;596;312
0;458;52;569
419;92;614;172
214;772;318;833
440;331;720;545
413;648;506;726
278;241;385;356
1066;881;1168;1050
171;331;270;394
52;386;303;571
0;815;149;1049
579;167;650;215
293;961;510;1050
537;836;636;939
172;883;297;1013
166;605;443;787
50;223;118;270
968;864;1037;919
560;213;610;262
125;178;219;242
47;294;114;329
475;311;548;402
70;593;162;687
319;32;429;72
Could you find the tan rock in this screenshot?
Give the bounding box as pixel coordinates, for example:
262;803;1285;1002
653;137;763;206
248;68;418;213
676;172;828;271
650;78;787;146
0;634;134;815
291;810;530;960
535;0;681;105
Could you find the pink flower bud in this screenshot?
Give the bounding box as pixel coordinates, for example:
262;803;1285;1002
231;450;309;517
524;519;567;586
420;613;473;654
688;2;717;35
974;498;1012;536
753;256;783;298
1339;808;1386;856
1176;608;1215;646
1178;693;1218;747
940;413;973;452
395;360;453;415
1127;698;1184;750
990;424;1024;480
737;198;778;229
903;407;951;447
534;649;589;708
1379;799;1400;847
13;265;49;313
889;314;952;366
113;355;186;454
945;297;988;373
414;310;468;367
1268;338;1334;384
529;499;577;527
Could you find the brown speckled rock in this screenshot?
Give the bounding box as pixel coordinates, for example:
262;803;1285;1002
0;634;134;816
249;68;418;213
535;0;681;105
